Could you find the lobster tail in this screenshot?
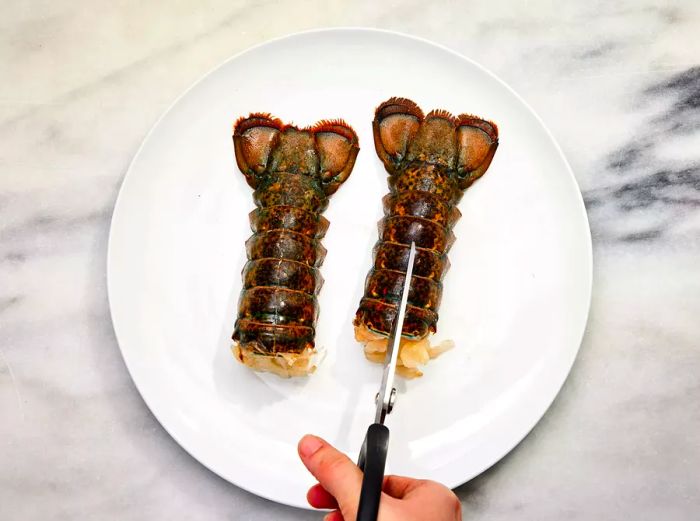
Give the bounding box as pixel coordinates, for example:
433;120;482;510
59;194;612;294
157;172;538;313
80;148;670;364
355;98;498;377
232;114;359;377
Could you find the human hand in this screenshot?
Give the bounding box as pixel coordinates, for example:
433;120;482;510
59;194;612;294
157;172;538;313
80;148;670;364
298;434;462;521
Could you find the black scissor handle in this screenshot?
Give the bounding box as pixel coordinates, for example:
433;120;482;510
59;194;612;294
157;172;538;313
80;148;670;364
357;423;390;521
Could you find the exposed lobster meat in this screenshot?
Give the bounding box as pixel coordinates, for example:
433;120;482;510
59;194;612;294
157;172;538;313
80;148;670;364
232;114;359;377
354;98;498;377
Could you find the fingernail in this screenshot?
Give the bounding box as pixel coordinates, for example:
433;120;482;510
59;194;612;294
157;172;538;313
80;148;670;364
299;435;324;458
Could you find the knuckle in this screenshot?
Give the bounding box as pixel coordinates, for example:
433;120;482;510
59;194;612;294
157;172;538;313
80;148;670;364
424;481;461;517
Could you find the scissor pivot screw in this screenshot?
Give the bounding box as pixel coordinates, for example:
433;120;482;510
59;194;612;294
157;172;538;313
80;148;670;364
387;388;397;414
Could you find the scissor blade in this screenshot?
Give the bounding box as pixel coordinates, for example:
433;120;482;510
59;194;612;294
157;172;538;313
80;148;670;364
375;241;417;424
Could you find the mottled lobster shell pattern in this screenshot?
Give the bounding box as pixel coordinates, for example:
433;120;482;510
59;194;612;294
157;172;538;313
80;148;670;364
354;98;498;339
233;114;359;354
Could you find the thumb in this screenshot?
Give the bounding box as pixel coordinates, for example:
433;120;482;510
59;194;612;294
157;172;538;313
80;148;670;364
298;435;363;520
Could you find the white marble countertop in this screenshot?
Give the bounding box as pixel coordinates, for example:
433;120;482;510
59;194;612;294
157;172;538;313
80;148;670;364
1;1;698;519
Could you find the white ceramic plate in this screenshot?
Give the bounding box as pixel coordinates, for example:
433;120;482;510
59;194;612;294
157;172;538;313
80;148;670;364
108;28;592;509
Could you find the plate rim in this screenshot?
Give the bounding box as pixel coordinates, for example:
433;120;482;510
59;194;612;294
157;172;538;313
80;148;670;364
107;26;593;509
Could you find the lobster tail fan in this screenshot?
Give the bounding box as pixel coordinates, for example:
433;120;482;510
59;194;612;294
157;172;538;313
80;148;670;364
424;109;455;123
313;119;359;196
310;119;358;142
455;115;499;188
405;109;457;168
373;97;423;173
233;114;283;187
234;113;283;134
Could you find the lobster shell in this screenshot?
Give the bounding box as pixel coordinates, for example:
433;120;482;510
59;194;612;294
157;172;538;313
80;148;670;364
354;97;498;375
232;115;359;376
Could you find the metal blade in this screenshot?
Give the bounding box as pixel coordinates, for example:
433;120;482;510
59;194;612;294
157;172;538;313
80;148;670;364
374;241;417;424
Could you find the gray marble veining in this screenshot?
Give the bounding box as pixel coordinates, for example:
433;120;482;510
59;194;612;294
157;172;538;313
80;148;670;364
584;66;700;244
1;1;699;520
